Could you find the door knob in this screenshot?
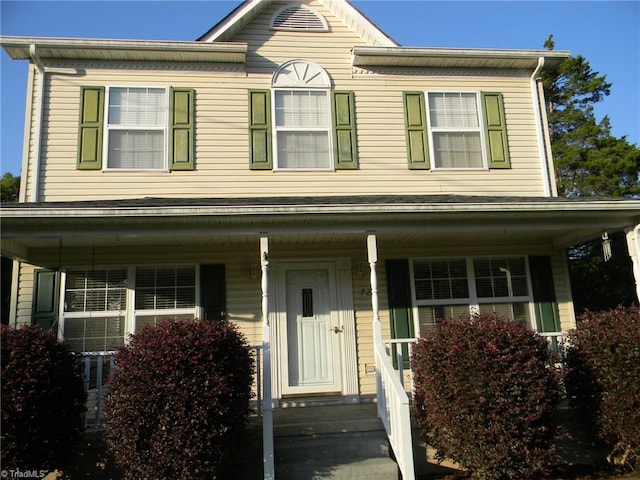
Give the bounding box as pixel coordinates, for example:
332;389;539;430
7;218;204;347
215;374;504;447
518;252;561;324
332;326;343;333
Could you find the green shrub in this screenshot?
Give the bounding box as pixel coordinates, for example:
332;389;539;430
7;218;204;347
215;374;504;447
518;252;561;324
412;314;561;479
1;325;86;469
565;305;640;469
104;319;255;480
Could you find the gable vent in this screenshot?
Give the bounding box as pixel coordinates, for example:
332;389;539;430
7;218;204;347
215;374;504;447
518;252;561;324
271;4;328;31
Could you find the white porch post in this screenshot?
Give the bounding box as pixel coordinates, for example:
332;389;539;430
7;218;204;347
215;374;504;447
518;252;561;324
625;224;640;303
367;232;384;408
368;232;381;340
260;233;275;480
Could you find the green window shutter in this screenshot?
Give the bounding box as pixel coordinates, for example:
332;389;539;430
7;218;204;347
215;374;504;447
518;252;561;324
528;256;560;333
169;87;195;171
33;269;59;331
403;92;430;169
482;92;511;169
249;90;272;170
77;86;104;170
332;91;358;169
200;264;226;321
385;259;415;369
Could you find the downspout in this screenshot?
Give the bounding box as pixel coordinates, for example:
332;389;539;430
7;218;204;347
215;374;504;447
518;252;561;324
537;80;558;196
530;56;552;197
29;44;44;203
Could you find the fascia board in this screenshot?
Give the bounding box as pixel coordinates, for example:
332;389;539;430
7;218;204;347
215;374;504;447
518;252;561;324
197;0;272;42
352;46;571;70
2;199;639;219
0;36;247;63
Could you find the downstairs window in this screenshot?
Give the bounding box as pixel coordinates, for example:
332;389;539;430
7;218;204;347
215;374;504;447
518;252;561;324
412;256;532;335
62;265;197;352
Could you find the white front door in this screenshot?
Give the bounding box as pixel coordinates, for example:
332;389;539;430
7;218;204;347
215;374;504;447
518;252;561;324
281;268;342;395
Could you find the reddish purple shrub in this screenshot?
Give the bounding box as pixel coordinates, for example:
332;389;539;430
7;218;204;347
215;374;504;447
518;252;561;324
104;319;255;480
412;314;561;480
565;305;640;469
1;325;86;469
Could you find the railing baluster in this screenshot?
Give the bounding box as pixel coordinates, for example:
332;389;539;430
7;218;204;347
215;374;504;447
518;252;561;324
95;356;104;426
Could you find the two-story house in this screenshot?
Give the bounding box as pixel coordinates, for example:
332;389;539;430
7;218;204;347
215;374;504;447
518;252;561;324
2;1;640;477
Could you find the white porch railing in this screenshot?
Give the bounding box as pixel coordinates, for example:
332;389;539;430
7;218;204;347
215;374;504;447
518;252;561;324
79;345;265;429
374;332;416;480
369;232;415;480
539;331;568;364
80;352;116;428
251;344;263;415
383;338;417;394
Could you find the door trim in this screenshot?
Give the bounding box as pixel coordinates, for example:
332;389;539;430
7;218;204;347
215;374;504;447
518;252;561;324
271;258;359;405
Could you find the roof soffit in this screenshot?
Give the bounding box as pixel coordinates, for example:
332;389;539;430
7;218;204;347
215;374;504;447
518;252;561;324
2;196;639;262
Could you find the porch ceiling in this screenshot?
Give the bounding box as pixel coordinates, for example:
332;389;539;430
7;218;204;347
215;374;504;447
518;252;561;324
2;195;639;262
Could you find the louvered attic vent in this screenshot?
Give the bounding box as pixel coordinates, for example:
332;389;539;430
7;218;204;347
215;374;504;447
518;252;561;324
271;4;328;31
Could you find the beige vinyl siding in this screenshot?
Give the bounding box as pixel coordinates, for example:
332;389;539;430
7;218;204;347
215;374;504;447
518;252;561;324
15;263;36;327
37;67;544;201
22;65;40;202
14;237;574;398
553;250;577;330
235;0;366;78
31;2;547;201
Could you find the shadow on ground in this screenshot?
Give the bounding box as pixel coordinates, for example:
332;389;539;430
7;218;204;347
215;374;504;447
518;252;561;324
55;405;638;480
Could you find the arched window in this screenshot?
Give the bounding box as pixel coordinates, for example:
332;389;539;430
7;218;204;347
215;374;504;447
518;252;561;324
271;60;333;170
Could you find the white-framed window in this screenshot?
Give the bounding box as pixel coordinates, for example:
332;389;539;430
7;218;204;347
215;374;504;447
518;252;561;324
411;256;532;335
105;87;168;170
62;268;128;352
61;265;197;352
271;60;333;170
427;91;486;169
133;266;197;332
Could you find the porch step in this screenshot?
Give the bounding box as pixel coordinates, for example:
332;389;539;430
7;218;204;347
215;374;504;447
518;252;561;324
273;403;400;479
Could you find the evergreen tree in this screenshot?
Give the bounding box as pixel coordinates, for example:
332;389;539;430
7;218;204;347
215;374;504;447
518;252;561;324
542;35;638;312
542;35;640;198
0;173;20;203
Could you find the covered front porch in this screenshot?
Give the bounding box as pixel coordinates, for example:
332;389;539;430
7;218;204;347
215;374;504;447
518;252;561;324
2;195;639;479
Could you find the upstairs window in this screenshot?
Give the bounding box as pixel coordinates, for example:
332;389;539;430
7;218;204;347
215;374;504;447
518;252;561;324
249;60;358;171
273;60;332;170
428;92;484;169
403;91;510;170
106;87;167;170
77;86;194;171
274;90;331;169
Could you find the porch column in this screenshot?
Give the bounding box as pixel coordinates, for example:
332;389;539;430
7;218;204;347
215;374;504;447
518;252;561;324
367;232;384;406
260;233;275;480
368;232;381;338
625;224;640;303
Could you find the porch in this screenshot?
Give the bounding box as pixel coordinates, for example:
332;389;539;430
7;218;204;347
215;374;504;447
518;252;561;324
79;332;569;479
3;195;639;479
73;381;611;480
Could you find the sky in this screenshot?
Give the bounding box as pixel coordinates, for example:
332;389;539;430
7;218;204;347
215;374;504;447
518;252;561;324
1;0;639;176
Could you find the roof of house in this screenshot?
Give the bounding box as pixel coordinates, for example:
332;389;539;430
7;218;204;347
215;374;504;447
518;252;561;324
2;195;638;262
2;194;638;216
0;0;570;70
196;0;398;46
